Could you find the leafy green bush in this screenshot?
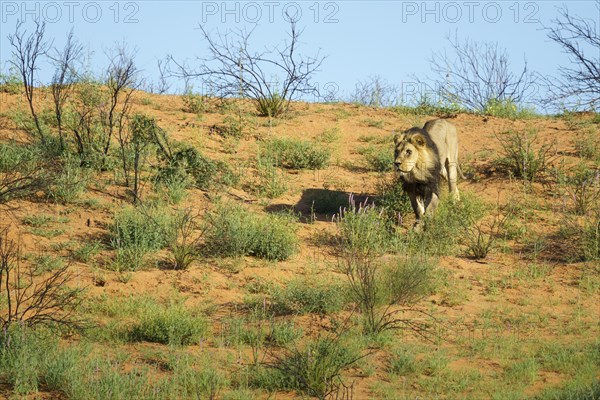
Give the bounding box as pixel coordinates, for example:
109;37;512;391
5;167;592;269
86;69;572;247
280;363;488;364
157;146;238;190
204;202;298;261
153;165;192;204
110;204;177;271
316;127;341;143
46;155;89;203
256;91;285;117
71;240;102;263
127;301;208;346
182;90;208;114
388;345;418;375
359;145;393;172
0;70;22;94
334;196;396;257
410;192;487;256
0;141;39;172
263;138;330;169
270;278;347;316
374;175;413;221
483;98;537;119
391;96;464;118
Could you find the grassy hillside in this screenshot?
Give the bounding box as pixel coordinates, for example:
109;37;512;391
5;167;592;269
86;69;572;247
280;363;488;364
0;87;599;399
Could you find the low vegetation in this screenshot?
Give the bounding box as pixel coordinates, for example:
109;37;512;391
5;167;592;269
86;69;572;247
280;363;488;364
203;201;298;261
0;57;598;399
262;138;331;169
495;129;555;182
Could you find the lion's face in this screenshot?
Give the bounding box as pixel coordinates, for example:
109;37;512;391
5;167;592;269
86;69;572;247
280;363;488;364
393;131;426;174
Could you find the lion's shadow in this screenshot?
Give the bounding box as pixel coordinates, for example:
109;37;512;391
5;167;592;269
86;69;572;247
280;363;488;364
265;188;373;223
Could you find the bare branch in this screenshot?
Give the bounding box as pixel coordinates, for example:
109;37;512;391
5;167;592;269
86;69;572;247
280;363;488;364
0;228;86;333
7;19;52;142
170;18;325;117
48;28;84;151
424;34;536;112
539;2;600;111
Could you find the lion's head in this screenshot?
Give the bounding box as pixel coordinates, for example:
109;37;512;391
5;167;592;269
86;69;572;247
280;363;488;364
393;128;440;183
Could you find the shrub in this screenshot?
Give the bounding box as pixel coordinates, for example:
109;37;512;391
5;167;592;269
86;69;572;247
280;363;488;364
495;129;555;182
359;145;393;172
250;152;288;199
574;127;600;161
0;70;22;94
555;164;600;215
391;96;464;118
373;175;413;222
171;357;228;399
340;253;436;335
154;165;192;204
483;98;537;119
0;151;46;205
388;346;418;375
0;229;85;332
220;315;302;348
262;138;330;169
0;327;52;394
204;202;298;261
252;214;298;260
182;90;208;114
71;240;102;263
459;205;512;260
46;155;89;203
272;336;362;400
0;141;39;172
316;127;341;143
221;109;257;139
563;212;600;262
270;278;347;316
580;214;600;261
410;192;487;256
334;195;395;257
127;301;208;346
22;214;56;227
167;209;203;270
256;91;285;117
158;146;238;190
110;205;177;271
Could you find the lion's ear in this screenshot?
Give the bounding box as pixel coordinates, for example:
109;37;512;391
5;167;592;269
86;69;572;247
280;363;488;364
393;133;404;145
411;134;426;147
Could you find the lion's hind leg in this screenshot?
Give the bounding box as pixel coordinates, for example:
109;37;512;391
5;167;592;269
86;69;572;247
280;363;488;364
447;160;460;200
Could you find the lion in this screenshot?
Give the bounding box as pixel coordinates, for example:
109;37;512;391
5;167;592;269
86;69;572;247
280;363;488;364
393;119;463;228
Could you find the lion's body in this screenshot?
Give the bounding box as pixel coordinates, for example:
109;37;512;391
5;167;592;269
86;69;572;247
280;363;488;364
422;119;462;199
393;119;462;227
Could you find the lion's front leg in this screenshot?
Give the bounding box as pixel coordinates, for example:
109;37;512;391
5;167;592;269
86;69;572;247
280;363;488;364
425;192;440;216
408;191;425;229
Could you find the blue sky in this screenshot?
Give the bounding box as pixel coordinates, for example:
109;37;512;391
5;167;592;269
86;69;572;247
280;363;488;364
0;1;598;107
